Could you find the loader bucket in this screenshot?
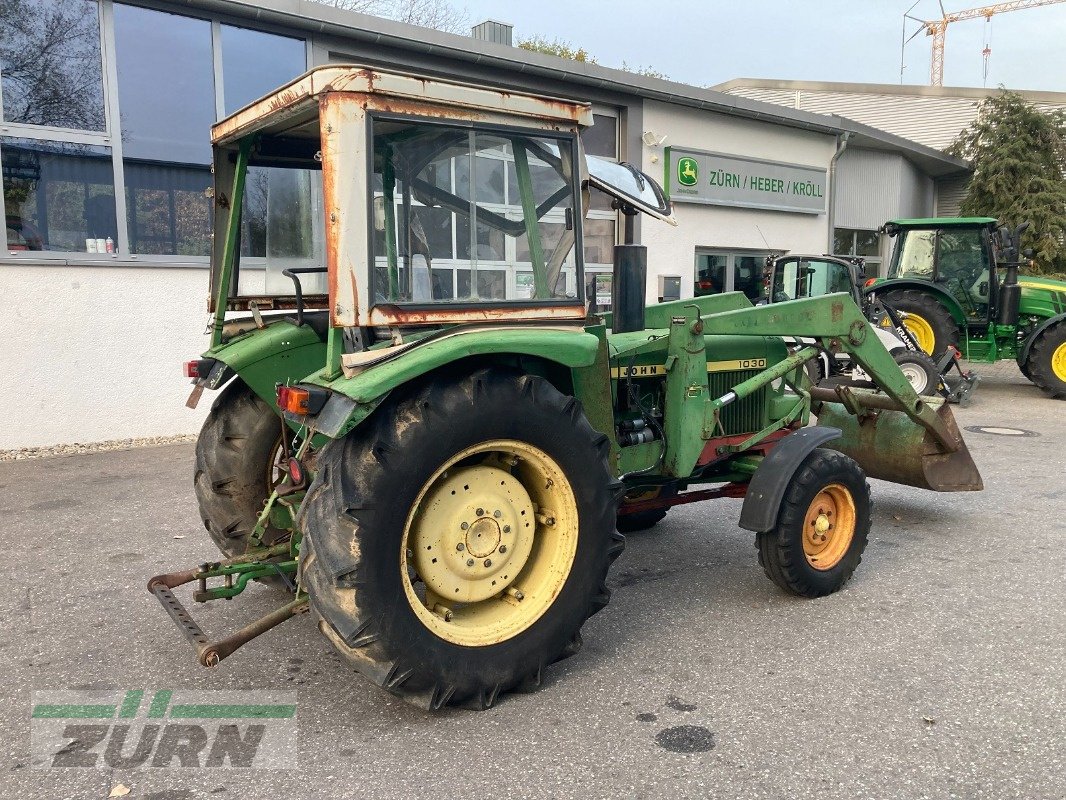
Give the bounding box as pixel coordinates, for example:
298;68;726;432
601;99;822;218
815;399;983;492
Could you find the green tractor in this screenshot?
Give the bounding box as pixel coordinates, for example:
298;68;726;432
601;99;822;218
873;217;1066;398
150;67;982;710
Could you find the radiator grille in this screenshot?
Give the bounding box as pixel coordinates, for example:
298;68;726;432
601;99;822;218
708;370;767;436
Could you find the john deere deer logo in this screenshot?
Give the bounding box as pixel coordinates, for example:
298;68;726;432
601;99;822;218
677;157;698;187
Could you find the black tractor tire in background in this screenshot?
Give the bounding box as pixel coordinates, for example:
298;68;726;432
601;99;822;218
194;381;291;566
892;350;942;396
1025;323;1066;398
617;485;677;533
880;289;960;358
298;368;624;710
757;448;871;598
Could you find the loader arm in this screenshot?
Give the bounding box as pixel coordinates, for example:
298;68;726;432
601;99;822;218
697;292;961;452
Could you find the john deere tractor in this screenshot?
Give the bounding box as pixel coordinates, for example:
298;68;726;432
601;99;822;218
150;66;982;710
874;218;1066;398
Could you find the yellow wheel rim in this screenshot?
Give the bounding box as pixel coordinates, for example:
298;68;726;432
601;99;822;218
898;313;936;355
802;483;856;571
1052;342;1066;382
400;439;579;647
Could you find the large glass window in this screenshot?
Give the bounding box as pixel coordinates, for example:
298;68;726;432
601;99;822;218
370;118;581;305
581;114;617;159
0;0;105;131
834;227;881;277
2;138;114;251
221;25;306;114
694;250;768;302
114;5;215;166
0;2;309;261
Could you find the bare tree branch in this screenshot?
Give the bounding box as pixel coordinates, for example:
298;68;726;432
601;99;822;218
309;0;469;34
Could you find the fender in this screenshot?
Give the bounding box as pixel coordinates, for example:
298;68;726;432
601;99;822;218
1018;312;1066;367
865;279;968;327
202;317;327;408
738;426;842;533
295;325;603;437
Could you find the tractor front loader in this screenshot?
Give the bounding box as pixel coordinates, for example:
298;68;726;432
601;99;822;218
150;66;982;710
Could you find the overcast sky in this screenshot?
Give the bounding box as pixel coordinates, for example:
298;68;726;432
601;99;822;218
459;0;1066;92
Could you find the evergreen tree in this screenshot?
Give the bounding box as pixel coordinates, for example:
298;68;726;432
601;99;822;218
949;90;1066;274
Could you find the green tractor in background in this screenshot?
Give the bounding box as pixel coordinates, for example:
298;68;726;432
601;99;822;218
873;217;1066;398
153;67;983;710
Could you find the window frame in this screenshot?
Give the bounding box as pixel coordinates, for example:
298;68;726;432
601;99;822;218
365;111;587;313
582;106;620;273
0;0;309;267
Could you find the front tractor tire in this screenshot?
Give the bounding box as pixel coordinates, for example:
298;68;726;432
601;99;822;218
298;368;624;710
194;381;290;561
1025;323;1066;399
892;350;942;396
881;289;959;358
757;449;871;598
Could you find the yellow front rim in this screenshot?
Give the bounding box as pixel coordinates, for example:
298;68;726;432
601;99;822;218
802;483;856;571
1052;342;1066;382
400;439;579;647
899;313;936;355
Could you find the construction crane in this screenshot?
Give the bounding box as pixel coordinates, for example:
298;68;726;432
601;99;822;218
905;1;1066;86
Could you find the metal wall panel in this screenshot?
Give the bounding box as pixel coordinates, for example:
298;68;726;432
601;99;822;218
834;148;899;229
936;175;969;216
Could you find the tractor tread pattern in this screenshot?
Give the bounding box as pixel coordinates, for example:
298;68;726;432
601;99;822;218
756;448;871;598
1026;323;1066;398
298;368;624;710
881;289;960;358
194;382;290;582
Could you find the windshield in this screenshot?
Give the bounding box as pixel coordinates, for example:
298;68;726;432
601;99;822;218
369;118;582;305
773;258;853;301
891;230;936;279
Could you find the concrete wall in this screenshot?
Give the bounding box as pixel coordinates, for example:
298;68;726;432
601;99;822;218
639;101;837;303
0;264;263;449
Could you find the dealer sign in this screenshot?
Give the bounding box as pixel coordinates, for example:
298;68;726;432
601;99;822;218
665;147;827;214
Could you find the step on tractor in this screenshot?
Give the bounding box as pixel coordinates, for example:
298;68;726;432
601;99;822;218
763;254;979;404
874;218;1066;398
149;67;982;710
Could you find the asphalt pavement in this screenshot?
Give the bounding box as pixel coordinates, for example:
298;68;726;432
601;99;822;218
2;361;1063;799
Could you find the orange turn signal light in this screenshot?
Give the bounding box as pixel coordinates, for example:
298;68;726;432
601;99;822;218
276;385;328;416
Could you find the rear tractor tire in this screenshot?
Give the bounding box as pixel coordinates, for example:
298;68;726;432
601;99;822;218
298;368;624;710
892;350;942;397
194;381;293;574
1025;323;1066;399
881;290;959;358
757;448;871;598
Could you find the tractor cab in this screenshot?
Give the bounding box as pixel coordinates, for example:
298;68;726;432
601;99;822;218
206;66;671;354
765;254;866;307
882;218;998;325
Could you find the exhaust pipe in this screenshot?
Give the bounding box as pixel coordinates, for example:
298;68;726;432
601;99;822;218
611;243;647;334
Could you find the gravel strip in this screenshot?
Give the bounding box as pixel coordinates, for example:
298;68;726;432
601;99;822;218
0;434;196;462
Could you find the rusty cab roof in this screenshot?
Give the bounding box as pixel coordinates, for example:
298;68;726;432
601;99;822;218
211;65;594;146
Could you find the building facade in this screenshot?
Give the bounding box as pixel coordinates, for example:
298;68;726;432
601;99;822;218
716;78;1066;218
1;0;968;447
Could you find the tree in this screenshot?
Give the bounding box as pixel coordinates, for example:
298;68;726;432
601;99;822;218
310;0;468;34
620;62;669;81
518;37;670;80
517;36;597;64
948;90;1066;274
